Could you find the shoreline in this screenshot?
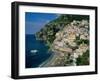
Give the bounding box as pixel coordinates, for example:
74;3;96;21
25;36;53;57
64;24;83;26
39;52;58;67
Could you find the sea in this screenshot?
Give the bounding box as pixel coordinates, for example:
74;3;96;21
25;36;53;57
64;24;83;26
25;34;52;68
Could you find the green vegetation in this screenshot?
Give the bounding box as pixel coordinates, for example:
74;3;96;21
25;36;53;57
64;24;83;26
76;50;89;65
75;36;89;45
76;39;89;45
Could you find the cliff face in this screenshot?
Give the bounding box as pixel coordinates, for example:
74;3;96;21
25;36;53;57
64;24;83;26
35;15;89;66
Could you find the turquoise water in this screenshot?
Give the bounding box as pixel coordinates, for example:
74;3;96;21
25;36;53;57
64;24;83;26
25;35;52;68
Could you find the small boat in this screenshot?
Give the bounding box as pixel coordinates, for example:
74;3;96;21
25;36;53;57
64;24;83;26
30;50;38;53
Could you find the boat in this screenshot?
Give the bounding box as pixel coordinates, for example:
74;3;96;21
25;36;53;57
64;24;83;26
30;50;38;54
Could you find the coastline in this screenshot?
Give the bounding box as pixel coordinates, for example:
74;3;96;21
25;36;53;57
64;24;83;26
39;52;58;67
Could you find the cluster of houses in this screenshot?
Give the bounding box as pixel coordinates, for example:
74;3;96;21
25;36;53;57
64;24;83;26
51;20;89;66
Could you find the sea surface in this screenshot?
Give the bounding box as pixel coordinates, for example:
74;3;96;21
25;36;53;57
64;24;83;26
25;34;52;68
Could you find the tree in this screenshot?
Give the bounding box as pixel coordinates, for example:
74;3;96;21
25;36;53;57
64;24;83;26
76;50;89;65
